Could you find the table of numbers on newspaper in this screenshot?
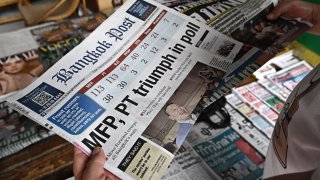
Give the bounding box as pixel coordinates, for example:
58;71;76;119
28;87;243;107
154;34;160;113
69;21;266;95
81;10;185;109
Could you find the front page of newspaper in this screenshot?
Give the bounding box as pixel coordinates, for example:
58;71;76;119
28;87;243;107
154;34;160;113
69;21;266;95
5;0;244;179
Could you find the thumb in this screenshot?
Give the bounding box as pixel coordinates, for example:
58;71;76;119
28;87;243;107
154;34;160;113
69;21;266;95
82;147;107;180
87;147;106;167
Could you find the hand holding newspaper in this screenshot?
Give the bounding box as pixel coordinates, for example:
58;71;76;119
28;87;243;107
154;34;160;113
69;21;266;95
4;0;311;179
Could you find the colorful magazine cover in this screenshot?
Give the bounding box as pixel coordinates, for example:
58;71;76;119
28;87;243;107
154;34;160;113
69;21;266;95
191;128;264;180
0;14;108;159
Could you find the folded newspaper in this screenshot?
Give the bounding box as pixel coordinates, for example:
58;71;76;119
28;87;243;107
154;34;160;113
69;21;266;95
4;0;311;179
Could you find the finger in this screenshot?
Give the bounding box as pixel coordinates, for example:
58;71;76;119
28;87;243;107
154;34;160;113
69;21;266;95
267;1;294;20
104;170;120;180
82;147;108;180
73;147;89;180
267;1;312;20
86;147;106;167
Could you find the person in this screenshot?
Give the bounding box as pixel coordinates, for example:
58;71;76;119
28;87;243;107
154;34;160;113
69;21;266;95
165;103;196;147
262;1;320;180
0;51;44;95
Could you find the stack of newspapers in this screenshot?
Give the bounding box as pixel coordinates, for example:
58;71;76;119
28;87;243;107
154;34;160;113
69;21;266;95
162;51;313;180
1;0;313;179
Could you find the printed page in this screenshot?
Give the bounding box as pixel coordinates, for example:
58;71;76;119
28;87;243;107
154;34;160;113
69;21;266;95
162;142;217;180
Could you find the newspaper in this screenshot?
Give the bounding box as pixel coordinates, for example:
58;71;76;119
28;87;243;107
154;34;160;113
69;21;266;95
258;78;289;102
266;60;313;91
162;142;218;180
161;0;312;102
3;0;311;179
226;93;273;139
254;50;303;101
232;86;278;125
161;52;312;180
246;82;284;113
253;50;299;80
225;102;269;156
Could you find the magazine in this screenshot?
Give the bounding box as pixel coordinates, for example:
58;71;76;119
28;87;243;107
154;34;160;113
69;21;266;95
4;0;311;179
0;14;108;159
186;125;265;180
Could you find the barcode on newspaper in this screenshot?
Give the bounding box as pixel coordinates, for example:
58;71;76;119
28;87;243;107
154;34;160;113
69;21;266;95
32;91;53;106
216;40;235;57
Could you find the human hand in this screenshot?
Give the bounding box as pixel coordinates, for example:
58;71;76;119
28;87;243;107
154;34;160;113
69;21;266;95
267;0;320;35
73;146;119;180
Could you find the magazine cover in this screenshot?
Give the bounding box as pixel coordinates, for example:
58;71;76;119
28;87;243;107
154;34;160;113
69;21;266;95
0;50;45;97
0;14;107;159
267;61;313;91
187;126;264;180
